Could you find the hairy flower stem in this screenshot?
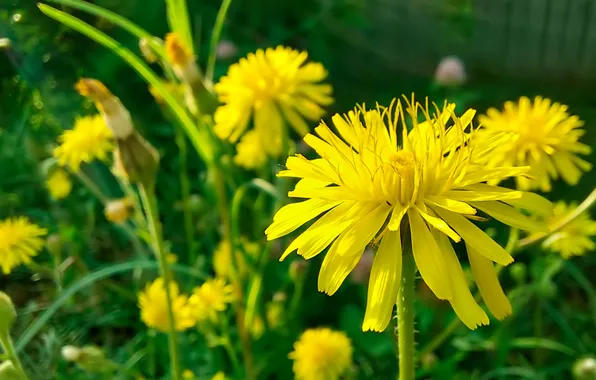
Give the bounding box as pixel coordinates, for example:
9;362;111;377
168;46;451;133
397;250;416;380
0;331;29;380
139;184;181;380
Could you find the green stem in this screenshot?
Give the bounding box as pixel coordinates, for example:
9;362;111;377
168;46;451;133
75;170;109;203
138;184;181;380
289;276;305;318
206;0;232;83
214;164;231;241
175;128;195;262
397;251;416;380
0;331;29;380
220;315;243;377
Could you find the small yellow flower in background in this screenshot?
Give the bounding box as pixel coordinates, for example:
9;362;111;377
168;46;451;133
46;169;72;200
478;96;592;191
213;239;260;280
267;96;553;332
214;46;333;158
54;115;114;171
138;278;195;332
104;198;134;224
251;315;265;339
266;301;284;329
166;253;178;264
188;278;235;322
289;327;353;380
234;130;269;170
181;369;195;379
211;371;229;380
541;202;596;258
0;217;47;274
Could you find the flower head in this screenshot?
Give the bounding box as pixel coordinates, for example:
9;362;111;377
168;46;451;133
213;239;259;280
211;372;229;380
182;369;195;379
188;278;235;322
289;327;353;380
46;169;72;200
0;217;47;274
54;115;114;171
234;130;269;169
267;96;552;331
541;202;596;258
478;96;592;191
138;278;195;332
214;46;333;158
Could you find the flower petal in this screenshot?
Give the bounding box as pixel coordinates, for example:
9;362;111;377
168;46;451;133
387;203;409;231
467;244;512;319
317;239;364;295
334;203;392;256
408;209;452;300
426;196;477;215
363;230;402;332
434;231;489;329
435;208;513;266
470;201;546;232
265;199;340;240
417;206;461;242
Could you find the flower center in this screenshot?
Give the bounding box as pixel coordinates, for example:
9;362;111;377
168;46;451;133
386;151;417;206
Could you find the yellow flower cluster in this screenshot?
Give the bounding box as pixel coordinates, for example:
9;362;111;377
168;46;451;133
188;278;235;322
267;97;553;331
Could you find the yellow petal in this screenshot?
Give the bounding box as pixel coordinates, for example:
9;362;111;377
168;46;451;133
434;231;489;329
265;199;340;240
363;230;402;332
426;196;477;215
317;237;364;295
552;152;583;185
254;101;283;156
334;203;392;256
387;203;408;231
408;209;452;300
416;206;461;242
458;167;530;187
279;101;310;136
470;201;546;232
288;186;364;201
435;208;513;266
467;244;512;319
280;155;340;183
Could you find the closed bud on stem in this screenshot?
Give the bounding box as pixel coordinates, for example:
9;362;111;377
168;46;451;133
0;361;20;380
61;345;81;362
139;38;161;64
113;132;160;187
573;356;596;380
65;345;115;373
104;198;134;224
0;292;16;334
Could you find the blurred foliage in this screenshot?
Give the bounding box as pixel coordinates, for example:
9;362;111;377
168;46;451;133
1;0;595;379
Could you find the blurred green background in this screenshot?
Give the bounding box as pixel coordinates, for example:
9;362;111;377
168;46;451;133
1;0;595;379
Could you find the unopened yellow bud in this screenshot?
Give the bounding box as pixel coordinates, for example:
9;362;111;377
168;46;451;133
61;345;82;362
165;33;192;67
75;78;111;103
0;361;20;380
104;198;134;224
139;38;159;64
0;292;16;333
182;369;196;379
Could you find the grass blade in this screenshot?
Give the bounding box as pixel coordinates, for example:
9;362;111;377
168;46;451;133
206;0;233;82
38;4;215;164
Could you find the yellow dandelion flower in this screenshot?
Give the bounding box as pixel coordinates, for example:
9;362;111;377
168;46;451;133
182;369;195;379
54;115;114;171
478;96;592;191
213;239;260;280
214;46;333;157
541;202;596;258
0;217;47;274
211;371;229;380
138;278;195;332
266;96;553;332
289;327;353;380
188;278;235;322
46;169;72;200
234;130;269;170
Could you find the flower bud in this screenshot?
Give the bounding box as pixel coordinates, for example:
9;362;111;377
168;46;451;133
272;291;287;303
266;301;284;329
46;234;63;257
75;345;114;373
0;38;11;49
0;292;16;333
165;33;199;84
0;361;21;380
289;260;309;282
573;356;596;380
113;132;160;187
434;56;467;87
139;38;161;64
61;345;82;362
104;198;134;224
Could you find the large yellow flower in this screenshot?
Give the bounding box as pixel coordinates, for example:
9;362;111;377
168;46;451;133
266;97;552;332
289;327;353;380
46;169;72;200
188;278;235;322
54;115;114;171
478;96;592;191
214;46;333;158
541;202;596;258
0;217;47;274
138;278;195;332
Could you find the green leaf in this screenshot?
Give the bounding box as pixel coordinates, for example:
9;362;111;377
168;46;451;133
38;3;215;164
510;337;577;356
45;0;166;60
16;260;206;353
